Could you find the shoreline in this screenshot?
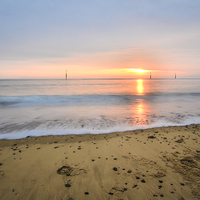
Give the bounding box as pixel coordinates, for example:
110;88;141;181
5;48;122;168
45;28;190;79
0;124;200;199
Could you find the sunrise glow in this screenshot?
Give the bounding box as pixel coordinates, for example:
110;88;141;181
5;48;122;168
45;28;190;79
130;69;150;74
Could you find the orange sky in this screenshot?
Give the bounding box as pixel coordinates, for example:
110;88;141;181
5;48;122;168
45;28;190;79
1;48;197;79
1;1;200;79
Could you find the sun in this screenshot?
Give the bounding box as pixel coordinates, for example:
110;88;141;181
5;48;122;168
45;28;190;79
130;68;149;74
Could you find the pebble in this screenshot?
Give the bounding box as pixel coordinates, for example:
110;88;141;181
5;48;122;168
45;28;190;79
141;179;146;183
65;184;71;187
113;167;118;171
132;184;137;188
85;192;89;195
127;170;132;173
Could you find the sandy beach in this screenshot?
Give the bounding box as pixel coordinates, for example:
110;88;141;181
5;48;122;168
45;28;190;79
0;124;200;200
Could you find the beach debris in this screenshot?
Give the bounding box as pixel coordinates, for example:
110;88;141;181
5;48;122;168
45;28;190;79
175;139;184;143
113;167;118;171
132;184;137;188
141;179;146;183
148;135;156;139
65;183;71;187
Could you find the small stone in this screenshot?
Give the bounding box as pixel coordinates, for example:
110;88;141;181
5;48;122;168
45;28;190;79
141;179;146;183
109;192;114;195
91;159;95;161
132;184;137;188
158;185;162;189
159;180;163;183
180;183;185;186
65;184;71;187
85;192;89;195
148;135;156;139
127;170;132;173
77;147;81;150
113;167;118;171
124;188;127;191
136;176;140;179
113;158;117;160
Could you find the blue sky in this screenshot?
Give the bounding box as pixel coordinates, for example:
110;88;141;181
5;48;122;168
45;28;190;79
0;0;200;78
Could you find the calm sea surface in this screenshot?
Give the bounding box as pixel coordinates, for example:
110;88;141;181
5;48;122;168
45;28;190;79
0;78;200;139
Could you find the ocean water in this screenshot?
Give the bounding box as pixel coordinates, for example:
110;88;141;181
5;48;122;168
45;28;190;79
0;78;200;139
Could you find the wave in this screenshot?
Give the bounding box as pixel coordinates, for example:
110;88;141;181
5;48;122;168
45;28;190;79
0;92;200;107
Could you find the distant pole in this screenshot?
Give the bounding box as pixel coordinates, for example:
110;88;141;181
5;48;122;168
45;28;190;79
65;70;67;79
175;73;176;79
150;72;151;79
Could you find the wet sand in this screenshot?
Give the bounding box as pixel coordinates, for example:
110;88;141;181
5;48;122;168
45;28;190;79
0;124;200;200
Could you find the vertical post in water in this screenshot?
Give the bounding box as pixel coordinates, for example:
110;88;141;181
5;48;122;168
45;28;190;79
150;72;151;79
65;70;67;80
175;73;176;79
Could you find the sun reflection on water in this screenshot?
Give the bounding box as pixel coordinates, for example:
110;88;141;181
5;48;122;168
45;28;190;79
137;79;143;95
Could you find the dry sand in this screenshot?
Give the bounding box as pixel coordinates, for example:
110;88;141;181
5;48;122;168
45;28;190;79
0;124;200;200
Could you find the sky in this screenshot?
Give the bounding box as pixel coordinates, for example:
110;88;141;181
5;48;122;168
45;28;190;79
0;0;200;79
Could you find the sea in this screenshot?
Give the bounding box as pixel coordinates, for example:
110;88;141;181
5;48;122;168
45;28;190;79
0;78;200;139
